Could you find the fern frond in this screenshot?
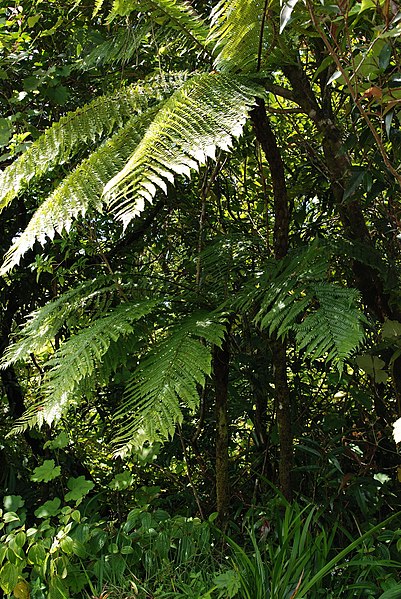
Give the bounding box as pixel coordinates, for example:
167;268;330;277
295;285;365;371
109;0;210;51
0;112;153;274
233;242;365;368
208;0;266;72
77;24;150;70
0;89;145;211
11;300;157;433
104;73;263;226
1;277;122;367
113;312;226;450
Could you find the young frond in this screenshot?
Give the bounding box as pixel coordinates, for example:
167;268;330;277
113;312;226;451
0;112;153;274
10;300;157;433
1;277;122;368
0;88;145;211
104;73;264;227
109;0;210;52
208;0;266;72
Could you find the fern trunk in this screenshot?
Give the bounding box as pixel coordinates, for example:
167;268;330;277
213;335;230;521
251;98;293;501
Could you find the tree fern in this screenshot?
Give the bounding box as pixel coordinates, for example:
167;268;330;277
8;300;158;433
113;312;227;451
208;0;267;73
104;73;264;226
108;0;210;52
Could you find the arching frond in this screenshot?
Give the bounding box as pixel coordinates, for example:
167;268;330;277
234;243;365;369
208;0;266;72
0;72;189;214
0;112;153;274
113;312;226;451
295;285;365;369
10;300;157;433
108;0;210;51
0;89;143;211
1;278;125;367
77;24;150;70
104;73;264;226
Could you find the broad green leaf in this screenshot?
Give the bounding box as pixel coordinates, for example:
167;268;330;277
13;579;30;599
108;471;134;490
44;432;69;450
0;562;18;594
27;544;47;565
382;319;401;338
356;354;388;383
64;477;94;502
31;460;61;483
3;496;24;512
34;498;61;519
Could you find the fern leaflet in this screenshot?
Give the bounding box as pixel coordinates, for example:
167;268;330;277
208;0;266;73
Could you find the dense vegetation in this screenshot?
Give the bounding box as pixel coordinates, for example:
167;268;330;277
1;0;401;597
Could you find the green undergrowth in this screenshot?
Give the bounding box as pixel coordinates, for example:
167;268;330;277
0;483;400;599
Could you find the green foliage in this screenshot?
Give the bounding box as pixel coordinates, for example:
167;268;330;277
108;0;210;51
114;311;227;449
77;24;151;70
0;73;190;274
208;0;266;72
1;277;122;366
104;74;264;227
8;298;158;432
235;243;365;370
31;460;61;483
213;504;401;598
0;88;143;210
0;489;216;599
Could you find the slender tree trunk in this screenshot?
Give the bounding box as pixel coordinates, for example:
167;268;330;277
213;334;230;520
251;98;293;501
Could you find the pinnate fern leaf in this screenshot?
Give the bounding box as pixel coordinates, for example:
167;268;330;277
208;0;266;72
0;89;144;211
113;312;226;451
235;243;365;369
77;24;150;70
295;284;365;370
1;277;122;367
9;300;157;433
104;73;264;226
0;113;151;274
109;0;210;50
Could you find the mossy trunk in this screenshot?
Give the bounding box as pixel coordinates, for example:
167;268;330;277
213;335;230;520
